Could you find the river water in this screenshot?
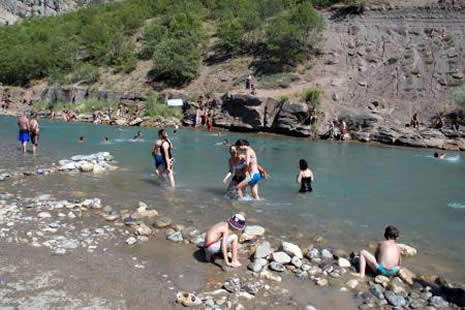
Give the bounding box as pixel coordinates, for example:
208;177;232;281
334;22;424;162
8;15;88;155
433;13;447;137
1;116;464;282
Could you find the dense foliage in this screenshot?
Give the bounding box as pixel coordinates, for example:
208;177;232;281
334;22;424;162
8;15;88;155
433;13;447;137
0;0;326;87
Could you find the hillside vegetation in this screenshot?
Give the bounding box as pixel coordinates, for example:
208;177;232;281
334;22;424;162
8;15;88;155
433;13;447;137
0;0;353;88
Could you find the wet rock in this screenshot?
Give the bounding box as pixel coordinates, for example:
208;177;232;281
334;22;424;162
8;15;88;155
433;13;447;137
281;241;303;259
388;277;407;295
304;305;318;310
68;211;76;218
248;258;267;273
167;231;183;242
242;281;261;295
398;243;417;257
346;279;359;289
316;278;328;287
176;292;202;307
181;227;199;240
132;202;159;219
82;198;102;209
321;249;333;259
384;291;406;308
429;296;448;308
223;278;241;293
308;266;322;276
37;212;52;218
269;262;286;272
410;299;426;309
272;252;291;264
333;249;348;258
104;213;120;221
254;241;271;259
239;225;265;243
398;267;416;285
338;257;351;268
152;217;172;228
375;275;390;286
291;256;302;268
126;237;137;245
306;248;320;259
370;284;385;299
260;270;282;282
78;163;94;172
134;222;152;236
301;264;311;271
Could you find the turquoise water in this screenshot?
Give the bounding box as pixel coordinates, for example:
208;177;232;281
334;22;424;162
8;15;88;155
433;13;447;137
1;116;464;282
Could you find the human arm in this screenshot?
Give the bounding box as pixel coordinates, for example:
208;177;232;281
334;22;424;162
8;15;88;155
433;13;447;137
297;171;302;184
258;165;268;179
221;231;231;266
310;169;315;182
162;142;171;171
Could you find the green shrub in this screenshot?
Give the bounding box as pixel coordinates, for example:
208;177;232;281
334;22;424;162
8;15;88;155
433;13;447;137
70;63;100;83
303;88;322;108
144;94;182;118
259;73;300;89
75;98;118;114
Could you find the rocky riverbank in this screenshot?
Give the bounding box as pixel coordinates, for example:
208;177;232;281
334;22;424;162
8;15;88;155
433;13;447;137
1;153;464;309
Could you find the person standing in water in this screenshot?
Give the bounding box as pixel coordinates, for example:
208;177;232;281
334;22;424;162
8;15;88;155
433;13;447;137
296;159;314;193
29;113;40;154
223;146;247;196
152;129;175;187
18;113;30;153
235;139;262;200
103;136;109;144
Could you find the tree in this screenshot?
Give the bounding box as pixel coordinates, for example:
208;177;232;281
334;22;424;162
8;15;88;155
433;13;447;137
218;17;245;50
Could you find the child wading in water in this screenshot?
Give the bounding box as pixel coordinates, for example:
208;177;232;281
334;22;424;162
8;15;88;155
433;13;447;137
296;159;314;193
204;214;245;268
357;225;401;278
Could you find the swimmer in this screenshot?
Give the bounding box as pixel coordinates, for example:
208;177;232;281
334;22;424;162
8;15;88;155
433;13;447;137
173;124;179;136
235;139;263;200
133;131;143;140
29;113;40;154
204;214;245;268
223;139;229;148
79;136;85;143
18;113;30;153
152;129;175;187
103;136;109;144
434;152;446;160
355;225;401;278
297;159;314;193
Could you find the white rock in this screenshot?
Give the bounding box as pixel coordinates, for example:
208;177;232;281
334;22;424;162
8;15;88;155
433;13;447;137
321;249;333;259
291;256;303;268
398;243;417;257
68;211;76;218
254;241;271;259
346;279;359;289
37;212;52;218
272;252;291;264
126;237;137;245
78;162;94;172
338;257;351;268
281;241;303;259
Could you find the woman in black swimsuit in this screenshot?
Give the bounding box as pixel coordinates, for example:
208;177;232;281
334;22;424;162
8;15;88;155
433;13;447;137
296;159;314;193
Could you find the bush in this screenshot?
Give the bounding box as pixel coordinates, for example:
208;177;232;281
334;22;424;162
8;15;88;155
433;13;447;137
74;98;118;114
151;37;201;87
71;63;100;83
259;73;300;89
303;88;322;108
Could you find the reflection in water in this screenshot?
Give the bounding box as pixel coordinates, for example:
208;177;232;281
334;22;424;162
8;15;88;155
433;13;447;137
0;116;465;281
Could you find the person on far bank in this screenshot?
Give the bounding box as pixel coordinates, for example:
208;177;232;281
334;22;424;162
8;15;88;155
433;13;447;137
356;225;401;278
297;159;314;193
18;113;30;153
204;214;245;268
29;113;40;154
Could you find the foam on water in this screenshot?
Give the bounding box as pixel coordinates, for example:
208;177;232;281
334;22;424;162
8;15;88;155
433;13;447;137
448;202;465;209
114;138;146;143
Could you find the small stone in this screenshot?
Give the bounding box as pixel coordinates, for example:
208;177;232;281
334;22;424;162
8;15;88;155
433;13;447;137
338;257;351;268
167;231;183;242
398;267;416;285
370;284;385;299
384;291;406;308
313;234;324;243
429;296;448;308
104;213;120;221
103;205;112;212
55;248;67;255
240;225;265;243
398;243;417;257
301;264;311;271
346;279;359;289
316;278;328;287
176;292;201;307
254;241;272;259
260;270;281;282
291;256;302;268
306;248;320;259
321;249;333;259
247;258;267;273
95;228;105;235
272;252;291;264
242;281;261;295
223;278;241;293
305;305;318;310
269;262;286;272
126;237;137;245
37;212;52;218
135;222;152;236
375;275;390;286
308;266;322;276
152;217;172;228
68;212;76;218
281;241;303;259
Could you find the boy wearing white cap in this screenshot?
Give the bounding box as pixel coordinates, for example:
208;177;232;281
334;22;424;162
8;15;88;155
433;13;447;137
204;214;245;268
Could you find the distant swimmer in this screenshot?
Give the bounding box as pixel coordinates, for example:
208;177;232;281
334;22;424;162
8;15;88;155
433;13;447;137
133;131;143;140
79;136;85;143
103;136;109;144
223;139;229;148
17;113;30;153
355;225;401;278
173;125;179;136
152;129;175;187
297;159;314;193
235;139;264;200
204;214;245;268
29;113;40;154
434;152;446;160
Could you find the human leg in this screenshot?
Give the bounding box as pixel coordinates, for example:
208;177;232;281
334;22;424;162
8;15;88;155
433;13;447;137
251;184;259;200
358;249;377;277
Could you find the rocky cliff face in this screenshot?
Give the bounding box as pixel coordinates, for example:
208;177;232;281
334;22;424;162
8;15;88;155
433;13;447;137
0;0;103;24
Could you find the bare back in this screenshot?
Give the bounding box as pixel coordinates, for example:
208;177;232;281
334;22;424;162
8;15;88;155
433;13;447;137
205;222;229;245
376;240;401;269
30;119;39;133
152;139;163;155
18;115;29;130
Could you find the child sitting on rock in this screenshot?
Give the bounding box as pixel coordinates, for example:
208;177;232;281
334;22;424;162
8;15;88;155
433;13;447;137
204;214;245;268
356;225;401;278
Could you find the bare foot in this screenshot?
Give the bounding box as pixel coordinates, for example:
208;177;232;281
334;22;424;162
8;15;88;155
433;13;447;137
230;261;242;268
351;272;366;279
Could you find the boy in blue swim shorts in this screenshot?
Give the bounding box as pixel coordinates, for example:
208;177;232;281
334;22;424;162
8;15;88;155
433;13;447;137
357;225;401;278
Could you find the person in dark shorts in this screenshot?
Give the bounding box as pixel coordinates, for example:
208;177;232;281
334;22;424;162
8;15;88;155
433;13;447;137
296;159;314;193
